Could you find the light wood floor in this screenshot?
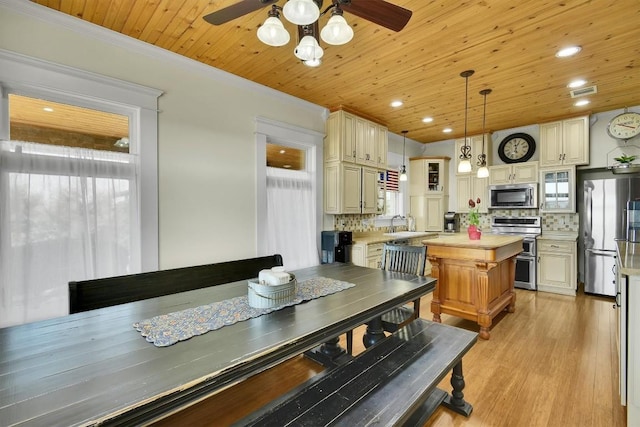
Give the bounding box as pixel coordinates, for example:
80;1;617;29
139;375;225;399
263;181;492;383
153;288;625;426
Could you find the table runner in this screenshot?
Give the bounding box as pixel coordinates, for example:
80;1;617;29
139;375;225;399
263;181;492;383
134;276;356;347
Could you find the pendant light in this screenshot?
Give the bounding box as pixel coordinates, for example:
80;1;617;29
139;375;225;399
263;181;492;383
399;130;408;181
477;88;492;178
457;70;474;173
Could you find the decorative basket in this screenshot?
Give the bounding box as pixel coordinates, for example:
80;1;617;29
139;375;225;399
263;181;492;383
247;274;297;309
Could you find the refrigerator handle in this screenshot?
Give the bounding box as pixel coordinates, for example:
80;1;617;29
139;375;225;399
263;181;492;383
584;185;592;240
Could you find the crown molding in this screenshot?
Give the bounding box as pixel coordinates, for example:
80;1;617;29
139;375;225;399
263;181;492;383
0;0;327;116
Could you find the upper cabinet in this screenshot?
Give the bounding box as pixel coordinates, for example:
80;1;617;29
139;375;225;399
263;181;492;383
489;161;539;185
539;116;589;167
454;134;491;174
325;110;387;169
409;157;450;195
324;163;379;214
539;166;576;213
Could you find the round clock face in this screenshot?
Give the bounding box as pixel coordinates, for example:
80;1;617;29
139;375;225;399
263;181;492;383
498;133;536;163
607;112;640;140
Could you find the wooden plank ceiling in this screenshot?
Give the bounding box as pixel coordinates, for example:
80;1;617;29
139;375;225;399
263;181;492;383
30;0;640;144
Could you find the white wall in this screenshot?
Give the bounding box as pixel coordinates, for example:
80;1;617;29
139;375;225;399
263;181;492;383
0;1;326;269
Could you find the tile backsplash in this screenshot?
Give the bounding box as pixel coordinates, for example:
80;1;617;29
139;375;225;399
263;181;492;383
333;210;579;233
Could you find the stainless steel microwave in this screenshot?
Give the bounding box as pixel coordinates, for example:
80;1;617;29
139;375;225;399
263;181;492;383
488;183;538;209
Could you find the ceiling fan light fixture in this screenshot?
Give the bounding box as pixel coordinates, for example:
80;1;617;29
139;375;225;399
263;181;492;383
320;14;353;45
304;57;322;67
257;16;290;46
294;35;324;61
283;0;320;26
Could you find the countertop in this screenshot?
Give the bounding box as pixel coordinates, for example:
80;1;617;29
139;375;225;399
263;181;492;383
616;240;640;276
537;231;579;241
351;231;440;245
421;232;523;249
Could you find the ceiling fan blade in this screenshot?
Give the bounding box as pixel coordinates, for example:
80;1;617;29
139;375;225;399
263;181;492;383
341;0;412;32
203;0;278;25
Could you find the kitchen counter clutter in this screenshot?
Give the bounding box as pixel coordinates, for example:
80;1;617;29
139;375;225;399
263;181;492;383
425;233;523;339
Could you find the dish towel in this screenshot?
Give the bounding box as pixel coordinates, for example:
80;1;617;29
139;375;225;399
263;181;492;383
133;276;355;347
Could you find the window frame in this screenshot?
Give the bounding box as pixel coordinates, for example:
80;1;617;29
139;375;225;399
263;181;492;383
0;49;162;271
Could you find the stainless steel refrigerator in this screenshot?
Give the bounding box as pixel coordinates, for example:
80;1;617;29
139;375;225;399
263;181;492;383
583;177;640;296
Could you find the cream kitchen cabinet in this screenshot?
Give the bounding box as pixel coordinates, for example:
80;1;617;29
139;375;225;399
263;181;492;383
539;166;576;212
455;174;489;214
410;195;448;232
409;157;450;195
324;163;378;214
537;236;577;296
539;116;589;167
324;110;387;168
454;134;491;174
351;242;384;269
488;161;538;185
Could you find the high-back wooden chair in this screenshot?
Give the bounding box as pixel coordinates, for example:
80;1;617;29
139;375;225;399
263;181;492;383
379;243;427;332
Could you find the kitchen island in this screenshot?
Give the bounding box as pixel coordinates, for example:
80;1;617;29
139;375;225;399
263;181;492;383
424;233;523;339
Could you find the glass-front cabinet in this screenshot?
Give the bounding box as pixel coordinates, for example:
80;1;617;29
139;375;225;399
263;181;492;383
539;166;576;212
409;157;450;195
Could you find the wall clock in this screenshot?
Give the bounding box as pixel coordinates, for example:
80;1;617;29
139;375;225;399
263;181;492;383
498;133;536;163
607;111;640;141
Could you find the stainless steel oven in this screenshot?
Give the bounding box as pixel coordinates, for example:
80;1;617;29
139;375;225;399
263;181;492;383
488;183;538;209
491;216;541;291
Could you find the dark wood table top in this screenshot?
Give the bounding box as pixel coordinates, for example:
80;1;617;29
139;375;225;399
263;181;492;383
0;263;436;426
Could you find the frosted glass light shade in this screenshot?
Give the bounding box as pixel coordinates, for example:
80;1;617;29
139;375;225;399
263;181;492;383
283;0;320;25
304;58;322;67
320;15;353;45
257;17;290;46
458;159;472;173
294;35;324;61
477;165;489;178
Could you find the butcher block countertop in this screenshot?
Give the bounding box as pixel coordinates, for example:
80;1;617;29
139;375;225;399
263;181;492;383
617;240;640;276
422;233;523;249
351;231;440;245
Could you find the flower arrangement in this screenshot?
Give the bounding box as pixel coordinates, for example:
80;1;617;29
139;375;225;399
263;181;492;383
468;197;481;227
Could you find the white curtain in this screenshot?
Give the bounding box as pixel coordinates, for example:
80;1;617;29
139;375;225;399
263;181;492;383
265;167;319;270
0;140;140;327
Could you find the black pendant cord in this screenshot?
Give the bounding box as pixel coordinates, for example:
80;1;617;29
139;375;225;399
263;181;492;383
459;70;474;161
478;88;491;166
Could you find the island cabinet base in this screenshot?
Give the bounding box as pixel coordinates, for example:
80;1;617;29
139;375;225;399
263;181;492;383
425;236;522;340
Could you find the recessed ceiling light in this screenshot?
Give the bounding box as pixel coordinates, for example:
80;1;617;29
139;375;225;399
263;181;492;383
283;164;291;168
390;100;403;108
574;99;590;107
555;46;582;58
443;128;452;133
279;149;286;154
43;107;54;112
567;79;587;88
422;117;433;123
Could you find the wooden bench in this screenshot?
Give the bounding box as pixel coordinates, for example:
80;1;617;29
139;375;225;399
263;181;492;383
68;254;283;313
236;318;478;427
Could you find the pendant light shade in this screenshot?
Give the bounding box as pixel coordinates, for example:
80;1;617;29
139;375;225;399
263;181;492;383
477;88;492;178
399;130;408;181
294;35;324;61
257;15;290;46
283;0;320;26
320;9;353;45
457;70;474;174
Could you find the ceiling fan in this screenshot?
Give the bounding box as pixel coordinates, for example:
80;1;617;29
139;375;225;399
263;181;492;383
203;0;412;66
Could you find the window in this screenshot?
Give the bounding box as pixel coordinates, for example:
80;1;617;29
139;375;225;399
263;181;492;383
0;51;161;327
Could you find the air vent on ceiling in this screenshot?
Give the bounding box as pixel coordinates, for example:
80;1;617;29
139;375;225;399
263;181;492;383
570;85;597;98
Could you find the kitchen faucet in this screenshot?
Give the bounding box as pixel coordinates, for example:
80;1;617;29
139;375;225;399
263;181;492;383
389;215;404;233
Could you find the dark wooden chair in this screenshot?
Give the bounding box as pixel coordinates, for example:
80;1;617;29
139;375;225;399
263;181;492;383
379;243;427;332
69;254;283;313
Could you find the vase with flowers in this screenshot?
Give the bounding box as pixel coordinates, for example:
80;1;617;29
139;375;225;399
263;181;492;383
468;198;482;240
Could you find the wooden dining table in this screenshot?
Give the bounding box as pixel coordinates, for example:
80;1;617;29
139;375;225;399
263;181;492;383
0;262;436;427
